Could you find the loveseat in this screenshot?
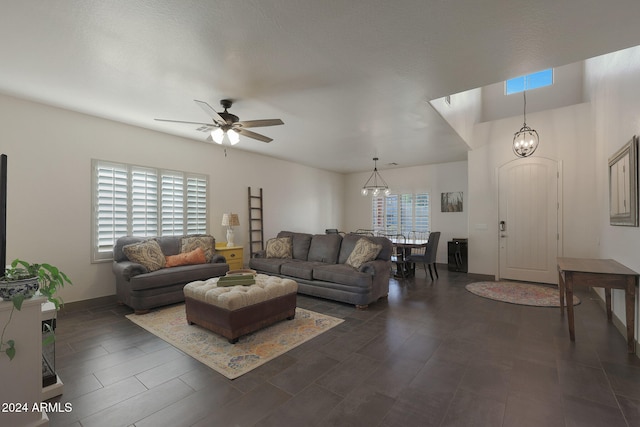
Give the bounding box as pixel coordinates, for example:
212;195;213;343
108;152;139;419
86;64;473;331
249;231;391;308
112;234;229;313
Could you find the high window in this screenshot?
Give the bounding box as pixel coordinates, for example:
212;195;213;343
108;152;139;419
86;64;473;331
372;192;430;236
505;68;553;95
92;160;208;261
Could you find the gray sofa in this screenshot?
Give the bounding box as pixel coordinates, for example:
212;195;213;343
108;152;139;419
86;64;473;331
112;235;229;313
249;231;392;308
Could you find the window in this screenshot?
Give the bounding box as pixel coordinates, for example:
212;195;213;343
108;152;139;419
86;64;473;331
506;68;553;95
372;192;430;235
92;160;208;261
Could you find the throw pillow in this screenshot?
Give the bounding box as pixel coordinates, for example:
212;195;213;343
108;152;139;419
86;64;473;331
165;247;207;268
265;237;293;259
122;239;166;272
181;235;215;262
345;238;382;269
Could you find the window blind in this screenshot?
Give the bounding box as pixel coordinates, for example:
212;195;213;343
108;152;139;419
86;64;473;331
92;160;208;262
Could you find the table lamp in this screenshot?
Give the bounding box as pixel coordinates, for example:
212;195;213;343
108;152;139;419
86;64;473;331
221;213;240;247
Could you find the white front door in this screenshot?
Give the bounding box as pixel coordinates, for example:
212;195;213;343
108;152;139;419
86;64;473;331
498;158;560;284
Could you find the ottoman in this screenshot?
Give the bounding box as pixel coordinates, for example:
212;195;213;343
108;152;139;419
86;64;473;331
183;274;298;343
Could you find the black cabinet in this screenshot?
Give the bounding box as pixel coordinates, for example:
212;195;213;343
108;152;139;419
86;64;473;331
447;239;468;272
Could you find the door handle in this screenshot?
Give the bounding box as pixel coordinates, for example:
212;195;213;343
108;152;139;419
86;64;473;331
499;220;506;231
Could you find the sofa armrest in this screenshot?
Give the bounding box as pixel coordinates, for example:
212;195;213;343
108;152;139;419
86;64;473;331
210;254;226;264
359;259;390;276
112;260;149;281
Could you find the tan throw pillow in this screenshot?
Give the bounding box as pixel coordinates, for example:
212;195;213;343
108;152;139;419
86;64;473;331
265;237;293;259
345;238;382;269
165;247;207;268
181;235;215;262
122;239;166;272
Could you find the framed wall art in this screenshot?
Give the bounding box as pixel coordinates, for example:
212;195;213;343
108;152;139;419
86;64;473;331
441;192;463;212
609;136;638;226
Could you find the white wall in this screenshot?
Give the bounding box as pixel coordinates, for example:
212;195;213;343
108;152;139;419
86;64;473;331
585;45;640;331
344;161;469;264
468;102;598;276
0;93;344;303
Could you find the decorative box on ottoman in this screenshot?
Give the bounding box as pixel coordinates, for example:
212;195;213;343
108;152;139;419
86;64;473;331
183;274;298;343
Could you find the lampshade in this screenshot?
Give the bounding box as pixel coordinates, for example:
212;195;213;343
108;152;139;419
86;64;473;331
211;128;225;144
221;213;240;227
512;91;539;157
211;128;240;145
361;157;391;196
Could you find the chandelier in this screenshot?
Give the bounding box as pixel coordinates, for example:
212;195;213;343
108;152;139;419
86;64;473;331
361;157;390;196
513;91;539;157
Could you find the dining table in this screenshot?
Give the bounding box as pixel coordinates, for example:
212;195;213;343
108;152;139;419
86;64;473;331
388;238;429;277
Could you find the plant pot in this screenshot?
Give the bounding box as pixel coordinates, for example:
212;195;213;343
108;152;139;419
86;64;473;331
0;277;40;301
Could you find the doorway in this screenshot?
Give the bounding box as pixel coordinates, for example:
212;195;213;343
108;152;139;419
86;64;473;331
498;157;561;284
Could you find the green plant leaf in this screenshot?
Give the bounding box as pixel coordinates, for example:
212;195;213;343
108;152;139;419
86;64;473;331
5;340;15;360
12;294;24;311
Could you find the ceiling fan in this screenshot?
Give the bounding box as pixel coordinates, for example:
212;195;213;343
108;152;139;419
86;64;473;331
155;99;284;144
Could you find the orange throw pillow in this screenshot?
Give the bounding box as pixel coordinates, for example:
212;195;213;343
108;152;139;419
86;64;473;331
165;247;207;268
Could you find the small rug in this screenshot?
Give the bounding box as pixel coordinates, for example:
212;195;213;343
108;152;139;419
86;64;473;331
465;281;580;307
126;304;343;379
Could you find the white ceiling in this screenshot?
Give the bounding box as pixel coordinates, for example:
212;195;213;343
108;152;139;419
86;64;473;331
2;1;640;173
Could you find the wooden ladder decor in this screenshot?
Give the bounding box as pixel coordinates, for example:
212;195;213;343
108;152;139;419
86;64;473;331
248;187;264;256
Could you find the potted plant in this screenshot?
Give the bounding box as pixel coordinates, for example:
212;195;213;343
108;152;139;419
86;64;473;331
0;259;72;360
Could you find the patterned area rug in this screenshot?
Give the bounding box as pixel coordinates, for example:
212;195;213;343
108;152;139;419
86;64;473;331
465;281;580;307
126;304;343;379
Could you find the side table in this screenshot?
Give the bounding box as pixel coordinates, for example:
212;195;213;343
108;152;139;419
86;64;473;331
215;243;244;270
558;257;638;354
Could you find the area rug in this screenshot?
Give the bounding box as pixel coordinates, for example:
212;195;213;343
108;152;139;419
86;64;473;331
465;281;580;307
126;304;343;379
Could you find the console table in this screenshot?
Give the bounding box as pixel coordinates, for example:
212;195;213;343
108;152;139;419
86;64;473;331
557;257;638;353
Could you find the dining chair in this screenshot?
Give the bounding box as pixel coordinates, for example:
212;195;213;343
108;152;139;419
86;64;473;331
406;231;441;280
384;233;408;278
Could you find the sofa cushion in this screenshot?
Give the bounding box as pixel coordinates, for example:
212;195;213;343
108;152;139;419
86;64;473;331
312;264;373;289
128;262;229;291
165;247;207;268
338;233;362;264
307;234;342;263
123;239;166;272
280;261;326;280
265;237;293;259
181;235;215;262
345;238;383;269
277;231;313;260
249;257;297;275
155;235;182;257
113;236;145;262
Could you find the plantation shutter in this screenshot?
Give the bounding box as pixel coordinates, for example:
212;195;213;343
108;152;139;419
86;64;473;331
371;192;430;235
399;194;413;235
92;160;209;262
372;196;385;233
95;164;128;260
415;193;430;232
131;167;158;236
186;176;207;234
160;172;185;235
385;195;398;233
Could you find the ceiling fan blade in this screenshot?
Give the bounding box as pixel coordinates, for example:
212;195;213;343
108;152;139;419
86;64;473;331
235;128;273;143
155;118;214;126
194;100;227;124
236;119;284;128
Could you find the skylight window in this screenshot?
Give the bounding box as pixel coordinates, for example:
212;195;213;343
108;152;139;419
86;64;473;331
505;68;553;95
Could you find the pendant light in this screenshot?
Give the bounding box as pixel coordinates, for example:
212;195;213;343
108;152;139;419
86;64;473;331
513;91;539;157
361;157;391;196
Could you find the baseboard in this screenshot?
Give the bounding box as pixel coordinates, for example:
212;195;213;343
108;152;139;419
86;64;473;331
59;295;119;313
591;288;640;358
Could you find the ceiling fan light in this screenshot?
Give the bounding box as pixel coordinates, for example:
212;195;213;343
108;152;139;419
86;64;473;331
211;128;224;144
228;129;240;145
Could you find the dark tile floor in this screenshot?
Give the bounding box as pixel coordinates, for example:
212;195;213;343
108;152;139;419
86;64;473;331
48;267;640;426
